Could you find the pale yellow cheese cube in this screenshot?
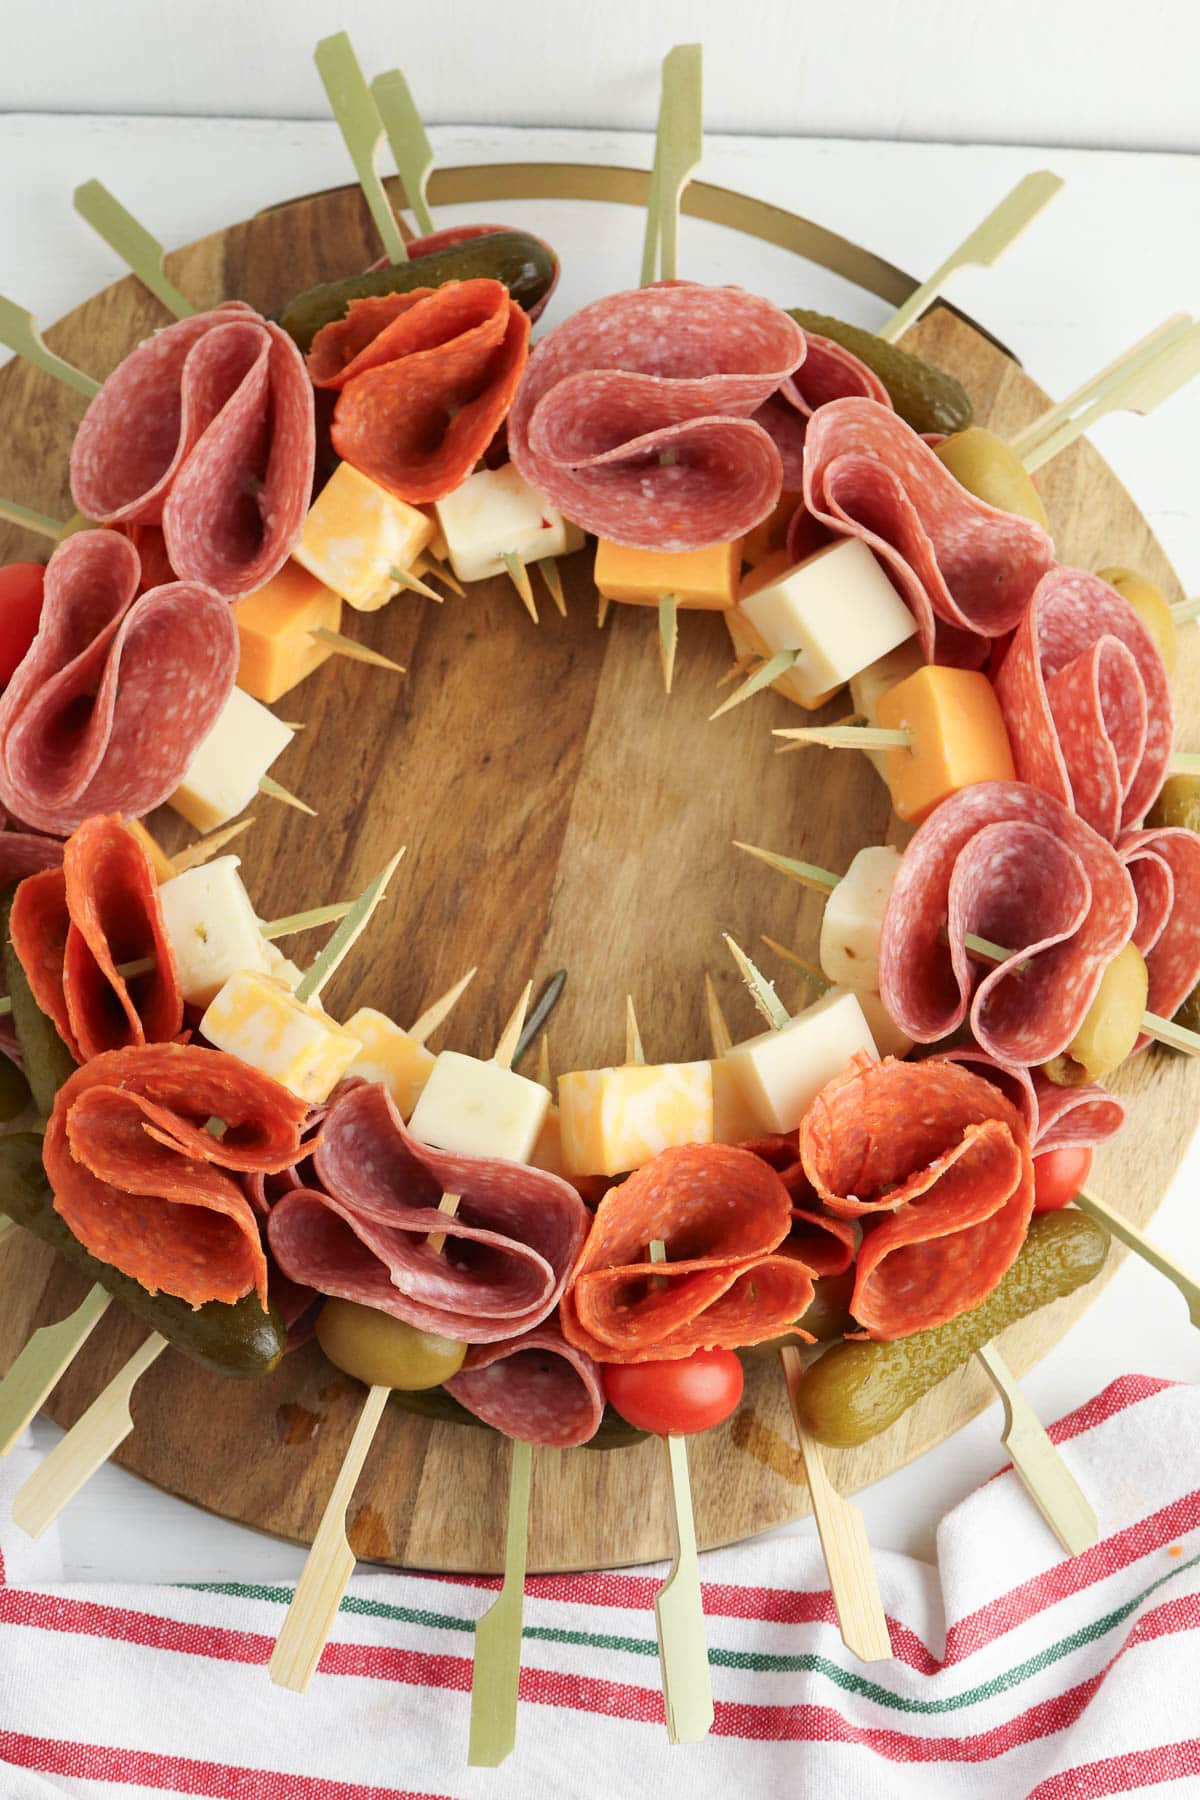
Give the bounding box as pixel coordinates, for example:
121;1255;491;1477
169;687;293;833
158;855;272;1007
435;465;584;584
557;1062;714;1177
710;1056;765;1146
201;971;363;1104
819;845;902;992
724;577;838;711
343;1008;436;1119
408;1049;550;1162
294;462;434;612
724;991;879;1135
847;988;913;1061
849;637;925;779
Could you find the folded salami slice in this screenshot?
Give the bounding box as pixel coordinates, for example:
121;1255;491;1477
803;398;1055;664
508;282;805;551
1119;825;1200;1027
445;1322;605;1447
0;828;63;887
308;279;530;504
267;1082;588;1342
878;781;1138;1067
739;1133;857;1277
753;336;892;489
44;1043;308;1308
995;569;1172;841
70;304;315;598
930;1048;1126;1155
560;1143;814;1364
800;1054;1034;1339
0;531;236;836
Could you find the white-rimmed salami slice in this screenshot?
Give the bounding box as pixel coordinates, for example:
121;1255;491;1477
995;568;1173;841
803;398;1055;664
878;781;1138;1067
445;1322;604;1447
1119;825;1200;1028
0;531;236;836
267;1081;588;1342
930;1047;1126;1154
753;335;892;488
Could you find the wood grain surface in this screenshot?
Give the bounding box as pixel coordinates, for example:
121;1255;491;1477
0;177;1194;1573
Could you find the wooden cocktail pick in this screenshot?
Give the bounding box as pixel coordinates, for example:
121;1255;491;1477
306;626;405;675
257;773;317;818
1074;1190;1200;1329
878;170;1063;344
0;1285;112;1458
314;32;408;267
371;67;437;237
512;968;568;1068
1009;313;1192;462
468;1438;533;1766
1017;318;1200;472
73;180;196;319
773;719;1200;780
640;44;703;288
0;496;66;539
0;297;99;397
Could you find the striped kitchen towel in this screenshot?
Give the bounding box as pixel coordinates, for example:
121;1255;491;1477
0;1374;1197;1798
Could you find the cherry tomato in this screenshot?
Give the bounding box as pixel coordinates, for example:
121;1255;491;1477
0;562;45;686
602;1348;744;1435
1032;1145;1093;1215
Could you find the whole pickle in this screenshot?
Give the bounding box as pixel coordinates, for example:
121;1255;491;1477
280;230;559;354
0;1134;285;1379
787;308;973;436
1;887;76;1118
795;1209;1110;1448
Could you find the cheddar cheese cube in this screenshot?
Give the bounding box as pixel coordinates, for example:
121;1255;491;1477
593;538;743;610
742;491;801;568
158;856;272;1007
408;1049;550;1162
169;687;293;833
435;465;584;585
724;990;878;1135
294;463;434;612
343;1007;436;1119
530;1105;568;1179
418;506;450;563
557;1062;714;1177
849;638;926;781
819;845;903;992
235;562;341;704
126;820;175;884
201;970;363;1103
877;664;1016;824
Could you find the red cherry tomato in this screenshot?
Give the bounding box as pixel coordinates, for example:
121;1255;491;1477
602;1348;744;1436
0;562;45;686
1032;1145;1093;1215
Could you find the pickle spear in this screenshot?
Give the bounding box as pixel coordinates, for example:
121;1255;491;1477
788;307;973;437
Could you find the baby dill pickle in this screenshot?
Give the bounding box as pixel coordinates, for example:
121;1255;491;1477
1;887;76;1118
788;308;973;436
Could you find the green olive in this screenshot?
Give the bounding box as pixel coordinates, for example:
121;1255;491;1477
1097;566;1177;675
0;1055;32;1121
56;511;95;541
315;1298;467;1390
1042;941;1148;1087
933;427;1049;528
1147;774;1200;836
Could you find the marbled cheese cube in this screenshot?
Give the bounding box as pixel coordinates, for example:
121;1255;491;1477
158;855;272;1007
201;970;361;1103
169;687;293;834
724;991;879;1135
557;1062;714;1177
294;462;434;612
408;1049;550;1162
343;1007;436;1119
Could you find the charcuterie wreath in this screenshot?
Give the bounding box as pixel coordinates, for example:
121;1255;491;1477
0;37;1198;1757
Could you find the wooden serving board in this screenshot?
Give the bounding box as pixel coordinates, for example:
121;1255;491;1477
0;177;1195;1574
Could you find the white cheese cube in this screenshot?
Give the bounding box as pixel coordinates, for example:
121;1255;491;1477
849;638;926;780
294;462;434;612
557;1062;714;1177
819;845;903;992
846;988;913;1061
169;687;293;833
343;1007;436;1119
738;539;917;707
710;1057;765;1147
260;940;323;1011
201;970;362;1103
408;1049;550;1163
724;990;879;1135
157;855;272;1007
435;465;584;585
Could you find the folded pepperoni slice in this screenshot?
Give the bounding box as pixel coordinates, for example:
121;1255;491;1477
308;279;531;504
738;1134;857;1277
9;865;76;1054
44;1043;308;1307
878;780;1137;1067
1119;824;1200;1029
445;1323;604;1447
803;398;1055;665
800;1055;1034;1339
996;569;1172;841
560;1143;814;1364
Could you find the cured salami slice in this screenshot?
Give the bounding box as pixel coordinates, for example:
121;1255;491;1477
753;335;892;490
44;1043;308;1308
308;279;530;504
1119;824;1200;1027
739;1133;857;1276
70;304;315;598
930;1048;1126;1155
267;1082;588;1342
800;1054;1034;1339
560;1143;815;1364
995;568;1173;840
878;780;1138;1066
508;282;805;551
445;1322;604;1447
803;398;1055;664
0;531;236;836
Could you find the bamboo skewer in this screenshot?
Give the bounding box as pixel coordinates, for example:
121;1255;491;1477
772;720;1200;780
258;774;317;817
0;1286;111;1457
387;563;443;603
1074;1191;1200;1328
539;556;568;618
168;818;255;874
1020;320;1200;474
0;297;99;398
500;551;539;624
73;180;196;319
469;1438;533;1766
658;596;679;694
308;626;405;674
314;32;407;266
371;67;437;237
0;496;66;540
640;45;703;287
1010;313;1194;461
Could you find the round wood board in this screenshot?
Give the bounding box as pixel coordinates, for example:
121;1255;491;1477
0;172;1195;1576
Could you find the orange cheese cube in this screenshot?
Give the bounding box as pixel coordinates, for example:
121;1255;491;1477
594;539;743;610
742;491;801;568
126;820;175;884
234;563;342;705
418;505;450;563
877;665;1016;824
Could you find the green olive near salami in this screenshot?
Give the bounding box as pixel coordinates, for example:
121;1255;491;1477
786;308;973;436
1148;774;1200;836
933;427;1050;529
1097;566;1177;674
315;1297;467;1390
1041;941;1149;1088
795;1209;1110;1448
0;888;77;1119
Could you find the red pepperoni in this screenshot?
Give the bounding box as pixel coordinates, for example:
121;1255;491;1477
70;304;315;599
0;531;236;836
930;1047;1126;1155
560;1143;814;1365
803;398;1055;664
738;1134;857;1276
44;1043;308;1308
995;569;1172;841
445;1322;604;1447
800;1054;1034;1339
267;1082;588;1342
308;280;530;505
878;780;1138;1067
1119;825;1200;1028
508;282;805;551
